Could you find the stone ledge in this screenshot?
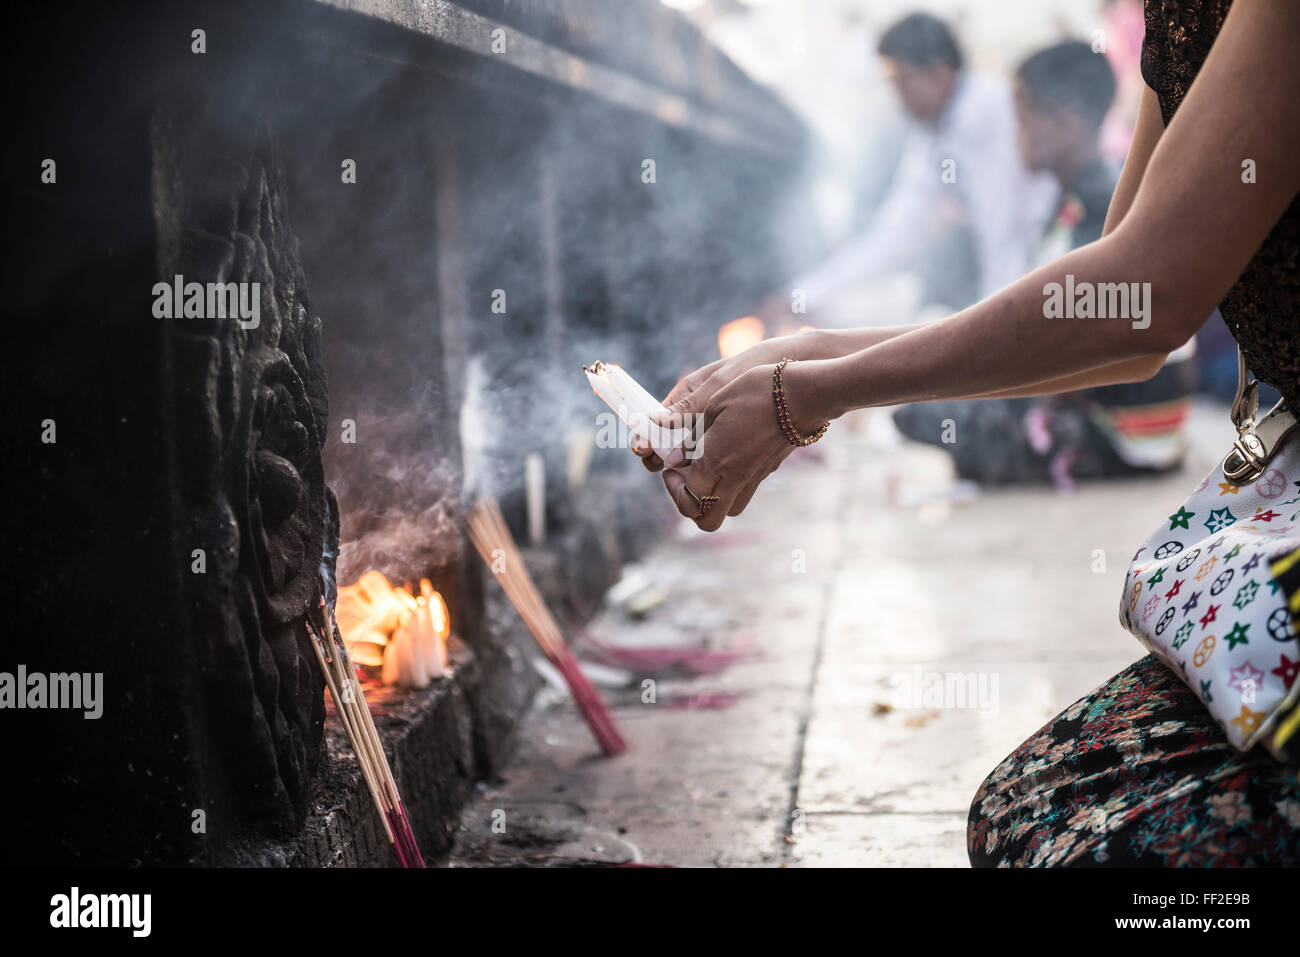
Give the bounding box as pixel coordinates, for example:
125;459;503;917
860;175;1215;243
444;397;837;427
215;606;539;867
214;469;664;867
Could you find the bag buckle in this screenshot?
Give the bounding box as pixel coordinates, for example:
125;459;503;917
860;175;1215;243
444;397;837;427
1223;348;1268;483
1223;398;1298;485
1223;430;1267;484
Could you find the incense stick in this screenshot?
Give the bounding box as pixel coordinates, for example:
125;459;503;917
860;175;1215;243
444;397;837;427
325;609;427;867
307;604;426;867
467;497;628;756
306;626;398;851
324;606;426;868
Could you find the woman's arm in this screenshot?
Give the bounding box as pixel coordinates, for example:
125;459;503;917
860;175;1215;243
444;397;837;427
657;85;1170;432
836;85;1173;400
665;0;1300;529
794;0;1300;419
635;325;914;469
1104;85;1168;236
664;326;920;410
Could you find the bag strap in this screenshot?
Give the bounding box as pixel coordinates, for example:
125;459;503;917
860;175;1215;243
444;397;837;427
1223;347;1298;483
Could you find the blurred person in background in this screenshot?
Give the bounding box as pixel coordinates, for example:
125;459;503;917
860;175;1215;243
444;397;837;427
1099;0;1148;164
892;40;1197;490
786;11;1056;321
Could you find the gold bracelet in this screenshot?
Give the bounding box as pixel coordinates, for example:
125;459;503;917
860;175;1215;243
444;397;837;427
772;358;829;447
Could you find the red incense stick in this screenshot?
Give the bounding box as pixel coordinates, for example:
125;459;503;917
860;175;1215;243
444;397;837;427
468;498;628;756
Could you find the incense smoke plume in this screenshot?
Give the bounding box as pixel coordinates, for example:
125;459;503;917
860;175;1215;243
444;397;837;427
211;2;819;585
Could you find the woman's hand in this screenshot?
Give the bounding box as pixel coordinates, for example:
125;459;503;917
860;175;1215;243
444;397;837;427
658;360;833;531
632;330;821;472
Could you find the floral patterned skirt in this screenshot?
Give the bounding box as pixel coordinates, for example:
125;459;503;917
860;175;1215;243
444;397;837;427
967;655;1300;866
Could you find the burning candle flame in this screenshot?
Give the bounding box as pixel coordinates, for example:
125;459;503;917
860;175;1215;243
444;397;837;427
336;570;450;687
717;315;765;359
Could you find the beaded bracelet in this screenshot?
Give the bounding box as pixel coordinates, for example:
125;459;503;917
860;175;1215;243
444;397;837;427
772;358;830;447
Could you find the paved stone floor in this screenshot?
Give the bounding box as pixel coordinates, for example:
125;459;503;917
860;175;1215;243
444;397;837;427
449;401;1237;867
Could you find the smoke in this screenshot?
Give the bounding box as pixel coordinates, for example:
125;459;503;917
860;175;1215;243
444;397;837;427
332;415;463;585
253;0;814;584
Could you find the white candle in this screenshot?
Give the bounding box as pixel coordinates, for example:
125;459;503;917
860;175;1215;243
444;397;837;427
525;452;545;546
605;363;664;418
586;365;626;419
583;362;690;465
418;602;447;678
565;428;595;491
409;613;432;687
400;629;420;687
420;581;451;677
381;630;402;686
387;617;430;689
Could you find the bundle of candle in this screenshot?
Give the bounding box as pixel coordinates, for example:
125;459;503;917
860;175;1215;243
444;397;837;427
335;570;450;688
467;498;628;756
583;362;690;464
306;592;425;867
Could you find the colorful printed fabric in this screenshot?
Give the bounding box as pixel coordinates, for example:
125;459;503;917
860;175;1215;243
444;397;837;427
1086;339;1197;470
1088;394;1192;470
1119;460;1300;756
1270;545;1300;762
968;655;1300;867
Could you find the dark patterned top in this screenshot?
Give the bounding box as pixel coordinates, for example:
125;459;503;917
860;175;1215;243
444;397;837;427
1141;0;1300;411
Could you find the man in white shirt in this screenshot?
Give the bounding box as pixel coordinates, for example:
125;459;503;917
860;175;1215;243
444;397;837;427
795;12;1057;318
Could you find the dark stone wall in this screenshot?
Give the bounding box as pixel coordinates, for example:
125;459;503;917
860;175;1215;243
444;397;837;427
4;7;185;867
1;0;807;866
4;3;334;864
154;102;333;846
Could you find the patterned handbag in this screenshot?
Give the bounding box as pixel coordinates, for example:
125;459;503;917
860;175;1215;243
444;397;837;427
1120;349;1300;765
